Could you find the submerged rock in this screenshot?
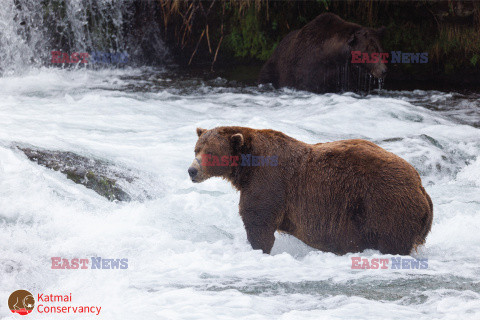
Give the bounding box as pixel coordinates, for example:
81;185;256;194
17;146;133;201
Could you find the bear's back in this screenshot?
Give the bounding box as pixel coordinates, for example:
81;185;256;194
312;139;421;185
298;13;361;44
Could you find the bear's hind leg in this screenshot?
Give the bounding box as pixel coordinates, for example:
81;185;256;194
258;61;279;88
376;236;413;255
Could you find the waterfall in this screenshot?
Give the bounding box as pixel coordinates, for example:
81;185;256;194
0;0;168;75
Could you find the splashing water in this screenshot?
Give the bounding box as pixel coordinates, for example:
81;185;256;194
0;0;168;75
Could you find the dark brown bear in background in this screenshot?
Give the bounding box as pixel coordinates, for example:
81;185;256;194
188;126;433;255
258;13;387;93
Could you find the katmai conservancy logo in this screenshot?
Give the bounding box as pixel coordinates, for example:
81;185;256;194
8;290;35;316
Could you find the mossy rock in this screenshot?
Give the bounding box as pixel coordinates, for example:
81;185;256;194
18;146;132;202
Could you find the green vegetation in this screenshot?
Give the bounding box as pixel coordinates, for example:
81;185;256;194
225;7;277;60
156;0;480;80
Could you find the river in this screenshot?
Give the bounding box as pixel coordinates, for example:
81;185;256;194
0;66;479;319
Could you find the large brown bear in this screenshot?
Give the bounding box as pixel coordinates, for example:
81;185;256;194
188;126;433;255
258;13;387;93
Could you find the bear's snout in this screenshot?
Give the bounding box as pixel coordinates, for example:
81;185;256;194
372;63;387;79
188;166;198;180
189;156;208;183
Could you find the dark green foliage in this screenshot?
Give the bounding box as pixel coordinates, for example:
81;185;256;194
225;8;278;60
213;1;480;77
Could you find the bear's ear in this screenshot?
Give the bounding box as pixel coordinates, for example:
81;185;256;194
348;29;368;46
376;26;386;39
230;133;244;148
196;127;207;137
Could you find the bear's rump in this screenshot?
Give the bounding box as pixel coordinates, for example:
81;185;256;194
281;156;430;254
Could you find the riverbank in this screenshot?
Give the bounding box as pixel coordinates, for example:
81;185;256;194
2;0;479;90
169;63;480;94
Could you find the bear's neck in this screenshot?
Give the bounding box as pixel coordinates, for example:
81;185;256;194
225;129;309;191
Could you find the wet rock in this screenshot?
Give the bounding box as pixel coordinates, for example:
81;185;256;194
17;146;133;202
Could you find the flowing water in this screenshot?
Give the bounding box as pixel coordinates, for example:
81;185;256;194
0;67;479;319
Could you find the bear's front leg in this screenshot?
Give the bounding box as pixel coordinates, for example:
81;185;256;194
243;221;276;254
239;190;281;254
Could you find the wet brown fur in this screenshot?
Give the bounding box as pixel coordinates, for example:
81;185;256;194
192;126;433;255
258;13;387;93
